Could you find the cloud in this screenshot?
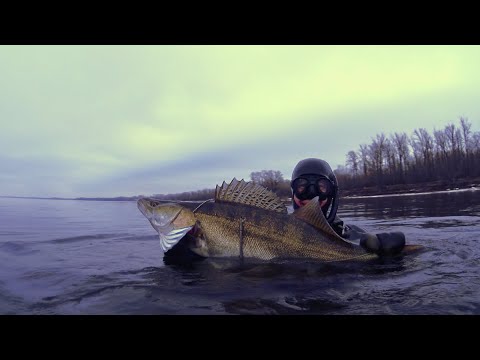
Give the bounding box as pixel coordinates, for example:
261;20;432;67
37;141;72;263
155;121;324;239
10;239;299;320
1;45;480;197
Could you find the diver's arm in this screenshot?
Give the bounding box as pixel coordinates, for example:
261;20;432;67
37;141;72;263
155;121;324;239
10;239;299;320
334;216;368;243
331;216;369;243
330;215;345;237
335;217;406;255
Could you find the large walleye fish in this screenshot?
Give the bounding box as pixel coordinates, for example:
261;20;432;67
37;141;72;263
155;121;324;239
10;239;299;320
137;179;416;262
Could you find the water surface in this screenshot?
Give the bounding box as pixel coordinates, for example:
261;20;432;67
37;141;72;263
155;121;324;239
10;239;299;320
1;189;480;314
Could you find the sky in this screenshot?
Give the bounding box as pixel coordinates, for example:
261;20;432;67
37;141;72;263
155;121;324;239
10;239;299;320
1;45;480;198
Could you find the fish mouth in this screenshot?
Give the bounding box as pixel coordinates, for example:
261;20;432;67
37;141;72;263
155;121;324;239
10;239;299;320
158;226;193;252
137;198;196;252
137;198;182;228
136;199;152;220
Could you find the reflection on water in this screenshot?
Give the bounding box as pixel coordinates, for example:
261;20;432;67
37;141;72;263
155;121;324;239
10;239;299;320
339;188;480;219
1;189;480;314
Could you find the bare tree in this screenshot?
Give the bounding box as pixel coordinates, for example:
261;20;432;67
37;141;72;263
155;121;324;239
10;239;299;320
369;133;387;187
472;131;480;154
411;128;435;180
346;150;359;177
391;132;410;183
334;116;480;191
250;170;284;192
444;123;463;155
472;131;480;176
460;117;473;176
460;117;472;152
359;144;369;177
383;138;397;184
434;128;448;161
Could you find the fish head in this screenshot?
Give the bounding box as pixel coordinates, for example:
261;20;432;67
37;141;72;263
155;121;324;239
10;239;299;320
137;198;196;252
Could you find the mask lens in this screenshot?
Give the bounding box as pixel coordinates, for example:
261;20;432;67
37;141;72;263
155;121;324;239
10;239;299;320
293;177;334;200
317;179;333;197
293;178;309;195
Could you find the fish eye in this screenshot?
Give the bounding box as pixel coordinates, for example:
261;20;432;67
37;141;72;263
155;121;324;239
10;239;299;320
149;201;158;207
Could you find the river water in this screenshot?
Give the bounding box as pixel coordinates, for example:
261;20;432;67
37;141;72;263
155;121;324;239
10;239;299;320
1;188;479;314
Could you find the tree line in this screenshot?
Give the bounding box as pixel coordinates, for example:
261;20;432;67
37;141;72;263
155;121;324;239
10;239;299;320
155;116;479;200
152;170;291;201
337;117;480;190
153;170;292;201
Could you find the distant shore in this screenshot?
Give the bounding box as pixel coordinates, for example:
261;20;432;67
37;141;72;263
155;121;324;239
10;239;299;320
3;178;480;202
339;178;480;198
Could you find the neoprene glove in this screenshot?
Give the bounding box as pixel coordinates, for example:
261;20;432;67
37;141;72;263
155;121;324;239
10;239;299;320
360;232;406;256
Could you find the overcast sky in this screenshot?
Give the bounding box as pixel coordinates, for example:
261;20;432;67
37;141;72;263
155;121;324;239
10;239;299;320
1;45;479;198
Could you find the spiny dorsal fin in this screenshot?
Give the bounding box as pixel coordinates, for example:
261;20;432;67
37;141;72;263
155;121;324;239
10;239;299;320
215;178;287;214
293;196;345;240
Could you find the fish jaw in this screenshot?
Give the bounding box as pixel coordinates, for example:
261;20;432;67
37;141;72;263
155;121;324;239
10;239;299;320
137;198;196;252
137;198;180;230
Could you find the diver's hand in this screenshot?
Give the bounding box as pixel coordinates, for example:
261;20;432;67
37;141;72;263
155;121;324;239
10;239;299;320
360;232;406;256
342;224;368;240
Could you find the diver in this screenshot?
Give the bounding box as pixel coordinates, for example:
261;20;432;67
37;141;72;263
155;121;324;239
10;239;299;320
290;158;406;256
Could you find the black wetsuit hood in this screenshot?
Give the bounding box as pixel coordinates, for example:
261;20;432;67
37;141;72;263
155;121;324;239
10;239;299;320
291;158;339;224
